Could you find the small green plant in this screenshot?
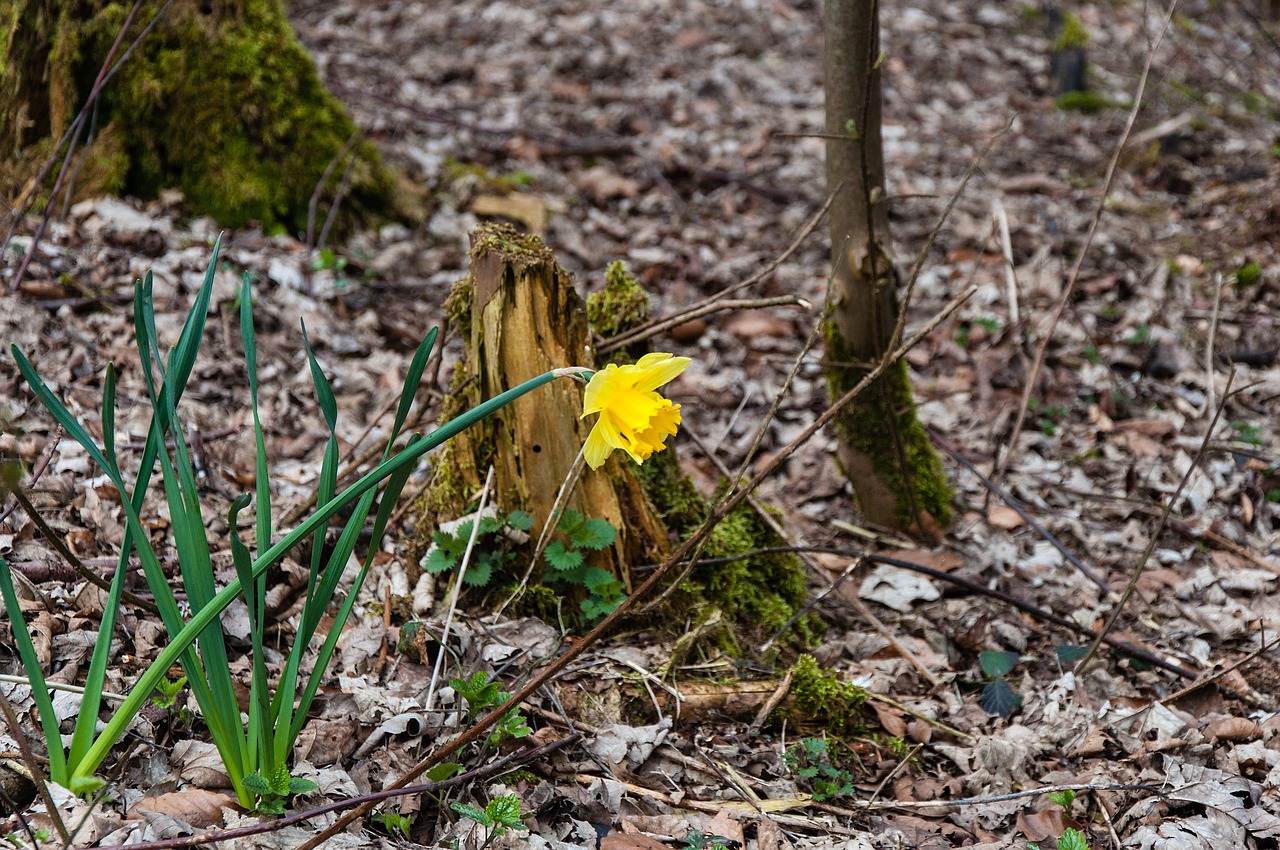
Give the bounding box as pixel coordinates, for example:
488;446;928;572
978;651;1023;717
1231;421;1266;446
451;794;527;848
1265;489;1280;504
683;829;732;850
370;810;413;837
1029;826;1090;850
783;737;855;802
2;830;50;849
150;675;186;710
1122;324;1151;345
1027;398;1068;436
242;765;319;816
543;508;624;622
1232;262;1263;288
424;510;533;587
450;672;533;748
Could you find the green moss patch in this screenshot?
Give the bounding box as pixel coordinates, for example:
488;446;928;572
3;0;409;235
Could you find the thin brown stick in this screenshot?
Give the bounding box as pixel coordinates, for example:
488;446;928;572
928;428;1112;593
293;282;978;850
9;484;161;615
597;192;836;355
600;295;810;355
1074;369;1234;676
87;735;577;850
996;0;1179;482
0;686;70;844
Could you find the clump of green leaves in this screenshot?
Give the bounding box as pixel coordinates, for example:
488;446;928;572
543;508;623;622
683;829;732;850
370;811;413;838
424;510;533;587
424;506;624;625
451;794;527;848
242;765;318;816
450;672;533;748
783;737;855;802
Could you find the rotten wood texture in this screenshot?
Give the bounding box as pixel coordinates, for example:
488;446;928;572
426;223;669;588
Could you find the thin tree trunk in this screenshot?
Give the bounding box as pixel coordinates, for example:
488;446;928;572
823;0;951;535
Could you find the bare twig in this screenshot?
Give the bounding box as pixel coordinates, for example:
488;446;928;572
88;735;578;850
996;0;1179;482
597;191;836;355
0;687;70;844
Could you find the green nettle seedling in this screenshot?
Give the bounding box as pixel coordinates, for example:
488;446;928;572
425;506;624;624
783;737;855;802
450;794;527;849
450;672;533;748
424;510;534;587
0;239;607;806
683;829;732;850
543;508;624;622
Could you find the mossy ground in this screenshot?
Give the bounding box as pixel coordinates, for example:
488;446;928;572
2;0;413;235
784;654;869;735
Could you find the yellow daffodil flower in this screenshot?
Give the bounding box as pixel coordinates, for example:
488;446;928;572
581;352;690;469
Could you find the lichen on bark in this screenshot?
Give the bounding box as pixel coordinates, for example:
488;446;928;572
1;0;413;234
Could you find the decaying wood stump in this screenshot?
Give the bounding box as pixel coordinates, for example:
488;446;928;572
420;223;670;591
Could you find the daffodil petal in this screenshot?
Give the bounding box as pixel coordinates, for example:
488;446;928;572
631;353;691;393
583;421;613;469
581;363;620;416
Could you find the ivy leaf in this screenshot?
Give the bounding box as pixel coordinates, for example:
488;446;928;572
979;679;1023;717
978;650;1019;678
545;541;583;572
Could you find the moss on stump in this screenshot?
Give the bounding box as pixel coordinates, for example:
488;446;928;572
1;0;409;234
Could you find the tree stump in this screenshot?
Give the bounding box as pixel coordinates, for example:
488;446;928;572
421;224;670;592
1;0;408;234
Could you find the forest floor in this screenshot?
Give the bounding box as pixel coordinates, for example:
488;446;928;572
4;0;1280;848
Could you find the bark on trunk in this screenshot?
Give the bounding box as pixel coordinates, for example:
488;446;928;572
822;0;951;534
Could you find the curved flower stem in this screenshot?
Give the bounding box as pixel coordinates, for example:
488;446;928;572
74;368;569;781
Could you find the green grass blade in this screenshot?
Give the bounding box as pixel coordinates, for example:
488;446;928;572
390;327;437;438
0;556;68;784
76;368;564;781
67;361;124;767
239;275;272;553
229;495;270;777
290;434;422;745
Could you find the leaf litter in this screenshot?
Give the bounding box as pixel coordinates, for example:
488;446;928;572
2;0;1280;847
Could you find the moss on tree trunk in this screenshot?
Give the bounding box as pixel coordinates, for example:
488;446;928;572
1;0;409;234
